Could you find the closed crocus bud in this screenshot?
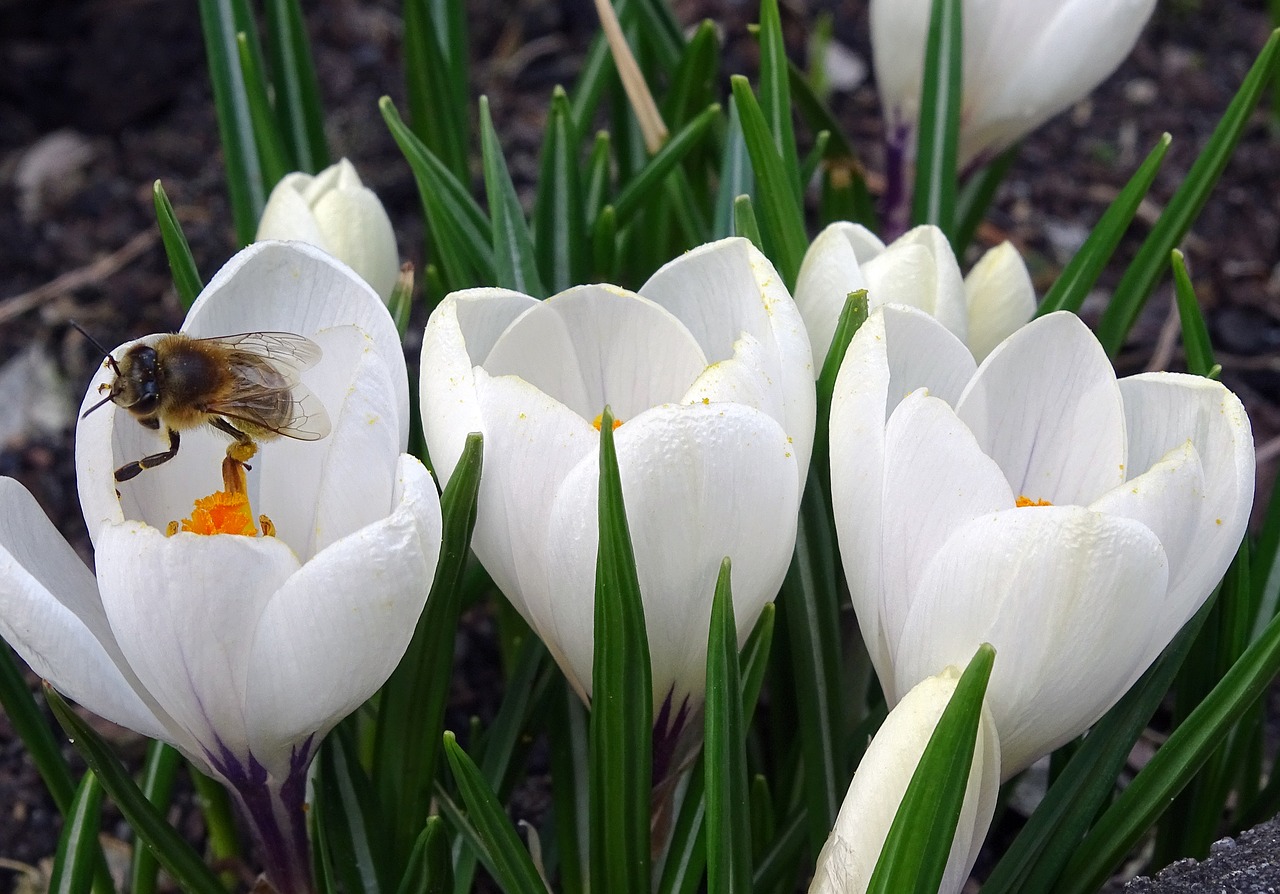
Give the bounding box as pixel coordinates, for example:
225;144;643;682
872;0;1156;169
810;668;1000;894
256;158;400;302
831;308;1254;777
420;238;814;780
795;223;1034;368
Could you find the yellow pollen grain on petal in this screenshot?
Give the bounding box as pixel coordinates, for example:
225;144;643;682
1016;495;1054;508
591;413;624;431
180;489;260;537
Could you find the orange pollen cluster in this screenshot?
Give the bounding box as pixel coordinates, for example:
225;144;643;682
591;413;624;431
1016;495;1054;508
179;489;260;536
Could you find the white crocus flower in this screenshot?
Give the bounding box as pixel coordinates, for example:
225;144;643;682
420;237;813;777
810;668;1000;894
0;241;441;894
871;0;1157;169
256;158;400;302
831;307;1254;777
795;223;1035;369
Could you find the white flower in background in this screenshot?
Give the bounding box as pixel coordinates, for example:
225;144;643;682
871;0;1157;168
810;667;1000;894
0;242;440;894
420;237;813;774
831;308;1253;777
256;158;400;302
795;223;1035;369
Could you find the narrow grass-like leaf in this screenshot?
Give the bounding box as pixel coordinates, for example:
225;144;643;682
866;644;995;894
800;131;831;188
607;103;720;228
750;775;776;864
779;468;844;859
911;0;962;237
662;21;719;128
262;0;327;171
129;742;182;894
236;30;292;189
550;683;590;894
535;88;586;294
982;595;1214;894
569;31;615;137
0;647;76;814
757;0;802;205
590;405;652;893
705;559;752;894
373;434;482;869
631;0;684;70
403;0;469;180
1096;30;1280;355
316;724;393;894
48;770;104;894
188;765;242;887
1249;469;1280;645
45;686;227;894
442;733;548;894
714;98;754;239
953;145;1018;254
197;0;267;243
1171;250;1219;378
152;180;204;310
752;810;807;892
814;291;869;488
730;76;808;287
381;96;495;290
480;96;545;296
398;817;454;894
584;131;613;227
1038;134;1171;316
1056;573;1280;894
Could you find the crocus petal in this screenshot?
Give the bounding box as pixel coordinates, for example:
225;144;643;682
95;522;301;767
955;312;1126;506
255;179;328;247
544;403;799;708
681;331;784;424
0;479;168;740
419;288;537;485
183;240;410;449
861;225;969;343
809;668;999;894
895;505;1168;776
879;391;1014;663
243;455;442;774
1116;373;1255;641
482;285;708;421
794;221;885;370
963;242;1036;362
639;237;816;483
466;369;596;647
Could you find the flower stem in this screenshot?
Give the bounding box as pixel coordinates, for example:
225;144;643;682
230;769;313;894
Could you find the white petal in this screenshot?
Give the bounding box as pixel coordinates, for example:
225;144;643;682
809;667;999;894
956;312;1126;506
639;238;816;479
795;222;884;371
256;325;401;559
964;242;1036;362
680;330;784;424
1117;373;1255;641
95;522;301;768
419;289;536;485
243;455;442;775
895;505;1168;776
482;285;708;422
544;403;799;709
0;479;167;740
465;369;596;648
183;241;410;449
312;186;400;301
255;182;329;248
862;225;968;342
879;391;1014;659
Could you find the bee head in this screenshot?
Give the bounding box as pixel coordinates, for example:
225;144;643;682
73;323;161;420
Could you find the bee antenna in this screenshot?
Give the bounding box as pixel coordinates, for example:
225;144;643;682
69;320;121;374
80;392;116;420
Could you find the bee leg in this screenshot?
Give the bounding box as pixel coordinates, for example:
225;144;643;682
115;429;181;482
210;417;258;464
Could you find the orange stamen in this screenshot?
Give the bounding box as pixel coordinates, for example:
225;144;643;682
592;413;624;431
1016;495;1053;508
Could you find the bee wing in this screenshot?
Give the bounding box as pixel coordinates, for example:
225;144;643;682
198;332;323;376
206;349;332;441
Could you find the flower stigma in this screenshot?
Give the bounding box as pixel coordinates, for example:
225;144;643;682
591;413;624;431
1015;495;1053;508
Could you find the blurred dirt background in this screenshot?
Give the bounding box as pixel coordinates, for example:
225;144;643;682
0;0;1278;889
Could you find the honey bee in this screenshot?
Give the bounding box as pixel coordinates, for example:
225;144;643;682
80;330;332;482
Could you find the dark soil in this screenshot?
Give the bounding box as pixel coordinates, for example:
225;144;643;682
1;0;1278;889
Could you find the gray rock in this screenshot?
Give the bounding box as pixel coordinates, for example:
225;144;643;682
1124;816;1280;893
